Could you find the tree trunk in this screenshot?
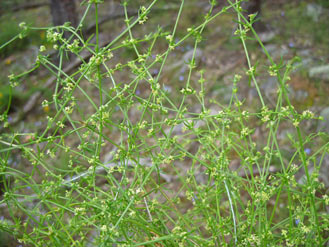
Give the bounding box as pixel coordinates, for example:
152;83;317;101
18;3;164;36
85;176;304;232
247;0;261;16
49;0;78;60
49;0;78;29
244;0;265;32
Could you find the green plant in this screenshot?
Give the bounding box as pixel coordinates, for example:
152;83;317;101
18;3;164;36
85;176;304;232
317;0;329;8
0;8;48;58
0;0;328;246
0;19;30;58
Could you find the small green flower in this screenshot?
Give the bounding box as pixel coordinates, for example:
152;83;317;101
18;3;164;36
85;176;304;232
39;45;46;52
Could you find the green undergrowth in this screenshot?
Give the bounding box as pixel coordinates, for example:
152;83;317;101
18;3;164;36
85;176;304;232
0;0;328;246
280;2;329;47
